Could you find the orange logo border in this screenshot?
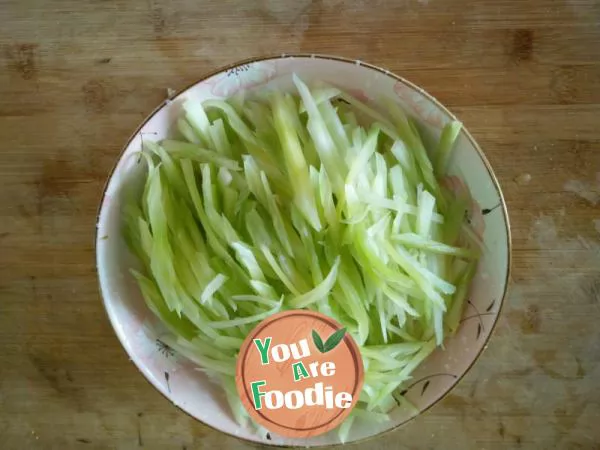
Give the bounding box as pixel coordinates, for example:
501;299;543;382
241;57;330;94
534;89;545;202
236;310;364;438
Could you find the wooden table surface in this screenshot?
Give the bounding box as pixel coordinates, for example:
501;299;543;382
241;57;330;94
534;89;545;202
1;0;599;449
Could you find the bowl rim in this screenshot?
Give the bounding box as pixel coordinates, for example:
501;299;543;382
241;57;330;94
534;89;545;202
95;53;512;448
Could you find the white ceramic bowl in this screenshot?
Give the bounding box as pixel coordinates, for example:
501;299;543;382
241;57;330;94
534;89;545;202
96;54;511;447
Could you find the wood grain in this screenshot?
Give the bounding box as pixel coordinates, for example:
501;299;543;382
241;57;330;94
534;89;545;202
1;0;599;449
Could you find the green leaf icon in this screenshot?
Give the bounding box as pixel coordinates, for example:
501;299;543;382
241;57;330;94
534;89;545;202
322;327;346;353
312;329;325;352
312;328;347;353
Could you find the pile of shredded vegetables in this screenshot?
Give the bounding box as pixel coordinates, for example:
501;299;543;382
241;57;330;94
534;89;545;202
123;75;480;441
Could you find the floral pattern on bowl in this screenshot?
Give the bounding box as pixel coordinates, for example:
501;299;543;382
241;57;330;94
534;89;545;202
394;81;449;129
205;61;277;97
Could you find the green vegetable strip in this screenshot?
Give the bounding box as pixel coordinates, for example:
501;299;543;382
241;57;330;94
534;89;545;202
288;257;341;308
260;246;301;296
161;140;240;170
200;274;228;305
434;121;462;176
299;85;341;113
446;260;478;334
209;118;234;157
338;414;355;444
177;117;202;144
208;299;282;329
184;100;215;148
319;100;351;153
294;74;345;194
271;91;322;231
131;270;198;340
392;233;477;258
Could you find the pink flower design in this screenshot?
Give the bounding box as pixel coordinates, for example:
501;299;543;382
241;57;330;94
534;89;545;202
394;82;448;129
205;62;277;97
345;88;370;103
441;175;485;242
